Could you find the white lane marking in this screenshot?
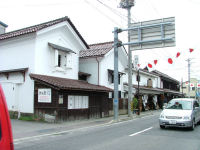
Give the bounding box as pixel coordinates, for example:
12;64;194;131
129;127;153;137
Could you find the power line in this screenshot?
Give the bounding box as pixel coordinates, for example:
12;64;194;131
96;0;138;22
96;0;127;21
84;0;123;27
84;0;132;41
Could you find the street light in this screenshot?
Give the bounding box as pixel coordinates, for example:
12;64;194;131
120;0;135;8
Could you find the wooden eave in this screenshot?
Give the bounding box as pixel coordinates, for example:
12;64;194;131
0;68;28;82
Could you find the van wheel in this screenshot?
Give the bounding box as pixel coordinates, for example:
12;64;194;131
197;120;200;125
160;125;165;129
190;119;195;130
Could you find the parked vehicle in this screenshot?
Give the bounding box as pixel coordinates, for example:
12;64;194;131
0;84;14;150
159;98;200;130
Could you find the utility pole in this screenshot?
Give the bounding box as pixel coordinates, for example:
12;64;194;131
186;58;191;98
120;0;135;117
181;78;183;97
113;27;119;121
137;69;140;115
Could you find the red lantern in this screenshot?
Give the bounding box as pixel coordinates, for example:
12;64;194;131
176;52;180;58
148;63;152;68
189;48;194;53
154;60;158;65
168;58;173;64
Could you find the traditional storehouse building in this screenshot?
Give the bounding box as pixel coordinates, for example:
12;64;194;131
79;42;128;114
0;17;112;120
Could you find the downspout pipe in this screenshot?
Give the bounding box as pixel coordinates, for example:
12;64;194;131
96;58;100;85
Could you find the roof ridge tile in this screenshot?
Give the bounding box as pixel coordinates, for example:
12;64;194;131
89;41;113;46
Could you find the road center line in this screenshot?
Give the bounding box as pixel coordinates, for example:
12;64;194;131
129;127;153;137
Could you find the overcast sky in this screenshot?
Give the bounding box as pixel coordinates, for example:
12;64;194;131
1;0;200;82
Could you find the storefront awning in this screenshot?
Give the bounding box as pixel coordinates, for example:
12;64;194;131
133;85;164;95
164;89;183;96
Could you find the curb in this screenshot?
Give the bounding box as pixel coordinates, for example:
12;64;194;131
109;110;161;124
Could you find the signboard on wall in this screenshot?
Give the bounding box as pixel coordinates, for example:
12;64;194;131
38;88;51;103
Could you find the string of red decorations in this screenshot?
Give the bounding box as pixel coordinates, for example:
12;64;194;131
138;48;195;70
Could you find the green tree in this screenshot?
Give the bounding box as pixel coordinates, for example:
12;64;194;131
132;97;138;110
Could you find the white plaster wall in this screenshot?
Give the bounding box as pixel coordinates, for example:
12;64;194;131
157;77;161;88
0;34;35;71
0;35;35;113
34;22;85;80
99;47;127;92
132;70;159;88
79;58;98;85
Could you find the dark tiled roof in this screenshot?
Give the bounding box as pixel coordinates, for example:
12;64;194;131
163;89;182;95
30;74;112;92
133;84;163;92
152;70;180;83
123;82;163;92
80;41;113;58
138;68;158;77
0;16;89;49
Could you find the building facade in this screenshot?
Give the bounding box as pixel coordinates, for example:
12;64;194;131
182;78;200;99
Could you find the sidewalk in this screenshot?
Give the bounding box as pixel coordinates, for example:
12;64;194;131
12;110;161;140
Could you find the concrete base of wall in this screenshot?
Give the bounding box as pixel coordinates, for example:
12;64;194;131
9;111;33;119
44;114;56;123
109;109;128;116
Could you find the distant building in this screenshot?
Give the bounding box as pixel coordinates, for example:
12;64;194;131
182;78;200;98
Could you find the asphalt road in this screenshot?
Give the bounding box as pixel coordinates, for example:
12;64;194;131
14;114;200;150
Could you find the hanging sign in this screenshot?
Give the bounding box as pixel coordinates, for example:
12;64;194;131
38;88;51;103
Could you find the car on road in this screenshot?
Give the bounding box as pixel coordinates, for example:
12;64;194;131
0;84;14;150
159;98;200;130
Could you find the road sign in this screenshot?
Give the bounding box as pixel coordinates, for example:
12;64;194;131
129;17;175;50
